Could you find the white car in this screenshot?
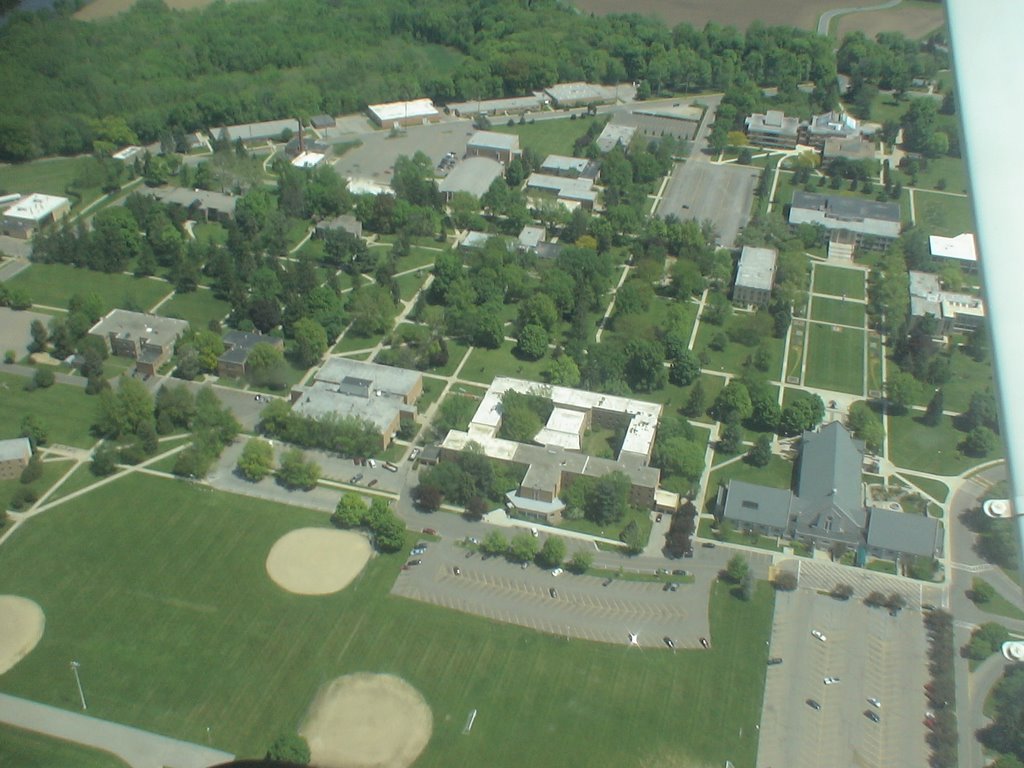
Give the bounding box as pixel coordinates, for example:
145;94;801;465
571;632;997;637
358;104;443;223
868;697;881;708
823;676;841;685
551;567;563;577
811;629;827;642
367;458;377;469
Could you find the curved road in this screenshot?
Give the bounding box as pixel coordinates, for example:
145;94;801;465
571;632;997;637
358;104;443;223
817;0;903;35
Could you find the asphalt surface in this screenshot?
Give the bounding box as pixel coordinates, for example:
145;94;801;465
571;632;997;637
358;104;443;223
757;590;929;768
0;307;62;359
657;161;759;247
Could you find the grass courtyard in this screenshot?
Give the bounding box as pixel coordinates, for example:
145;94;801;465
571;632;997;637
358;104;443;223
492;116;598;158
914;190;975;237
0;475;774;767
0;373;98;448
156;289;230;329
809;296;865;328
888;412;1003;476
7;264;173;313
812;264;866;300
803;322;864;395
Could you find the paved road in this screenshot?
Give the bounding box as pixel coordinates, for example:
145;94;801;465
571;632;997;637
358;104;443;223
817;0;903;35
757;590;929;768
0;693;233;768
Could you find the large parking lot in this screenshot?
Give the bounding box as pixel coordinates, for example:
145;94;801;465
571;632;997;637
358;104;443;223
391;538;712;648
756;590;930;768
656;159;758;248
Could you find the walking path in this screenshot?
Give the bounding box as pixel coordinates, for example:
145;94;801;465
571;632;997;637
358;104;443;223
0;693;233;768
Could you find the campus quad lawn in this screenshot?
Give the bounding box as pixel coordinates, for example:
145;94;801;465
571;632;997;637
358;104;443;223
0;373;98;448
0;459;74;513
914;190;975;238
804;323;864;395
888;412;1003;476
937;348;997;415
0;474;774;768
7;264;172;312
492;116;598;158
708;455;795;496
812;264;866;300
157;289;230;329
693;318;785;380
0;723;129;768
461;340;551;384
809;297;865;328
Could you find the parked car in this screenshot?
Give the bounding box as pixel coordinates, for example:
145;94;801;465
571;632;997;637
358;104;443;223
699;637;710;649
367;458;377;469
410;547;426;556
866;710;881;723
367;478;378;488
823;676;841;685
701;542;716;549
672;569;688;576
551;567;563;577
453;566;461;576
867;697;881;708
530;527;539;538
383;461;398;472
811;629;827;642
663;637;676;649
767;657;783;665
422;528;437;535
406;559;422;566
655;513;663;522
807;699;822;711
549;587;558;598
350;473;363;483
409;448;421;461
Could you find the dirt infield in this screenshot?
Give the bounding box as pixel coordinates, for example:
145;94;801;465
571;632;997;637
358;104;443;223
568;0;841;32
265;528;372;596
836;3;945;40
0;596;44;675
299;673;433;768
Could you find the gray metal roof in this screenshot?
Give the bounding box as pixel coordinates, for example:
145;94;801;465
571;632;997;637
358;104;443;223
218;119;299;143
795;422;866;528
722;480;793;529
0;437;31;462
467;131;520;152
140;186;237;215
223;330;280;351
314;358;421;397
789;191;901;239
439;157;504;198
89;310;189;348
736;246;778;292
745;110;801;138
867;507;944;558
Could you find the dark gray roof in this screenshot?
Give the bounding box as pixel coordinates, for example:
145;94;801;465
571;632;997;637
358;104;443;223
867;507;944;558
311;115;336;128
223;330;279;351
795;422;866;527
218;346;249;365
791;191;900;224
722;480;793;529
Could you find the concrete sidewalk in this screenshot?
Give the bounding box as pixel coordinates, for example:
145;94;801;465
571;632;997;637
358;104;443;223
0;693;234;768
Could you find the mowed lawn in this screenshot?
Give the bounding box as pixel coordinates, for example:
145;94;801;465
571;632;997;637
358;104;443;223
804;323;864;395
492;117;597;158
914;191;975;238
157;289;230;329
810;297;865;328
8;264;172;312
0;724;129;768
812;264;866;300
0;373;98;448
0;475;774;767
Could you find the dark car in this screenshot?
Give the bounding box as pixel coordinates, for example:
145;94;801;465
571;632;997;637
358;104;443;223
549;587;558;598
407;559;422;566
672;569;689;576
350;473;364;483
422;528;437;536
602;578;613;586
663;637;676;649
699;637;710;649
683;549;694;558
767;657;783;665
367;478;378;488
453;566;461;575
807;699;822;711
866;710;881;723
655;513;663;522
701;542;716;549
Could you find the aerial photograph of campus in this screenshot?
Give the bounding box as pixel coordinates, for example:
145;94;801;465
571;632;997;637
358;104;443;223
0;0;1021;766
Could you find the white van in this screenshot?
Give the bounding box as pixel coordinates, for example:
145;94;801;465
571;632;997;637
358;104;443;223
367;458;377;469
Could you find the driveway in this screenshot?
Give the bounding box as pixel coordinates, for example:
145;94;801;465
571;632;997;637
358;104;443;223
757;590;929;768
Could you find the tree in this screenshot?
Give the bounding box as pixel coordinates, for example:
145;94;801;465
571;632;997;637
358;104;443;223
510;533;540;563
368;506;406;552
711;381;752;423
545;354;581;387
90;443;118;477
971;577;995;604
884;371;919;413
237;438;274;481
624;339;667;392
923;388;944;426
481;530;509;557
266;733;310;765
620;520;645;554
412;483;442;512
683;379;706;418
31;367;55;389
569;549;593;574
19;454;43;485
276;448;320;490
832;583;854;600
963;426;998;457
333;492;369;528
747;433;773;467
717;421;743;454
538;536;567;568
95;378;155;439
779;394;825;436
246;342;290;389
847;401;885;453
774;571;798;591
584;471;631;526
740;570;755;601
28;319;48;353
515;324;549;361
20;415;48;448
292;317;328;368
668;349;700;386
726;554;749;583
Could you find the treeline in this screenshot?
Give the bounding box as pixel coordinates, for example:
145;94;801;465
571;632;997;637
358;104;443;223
923;610;957;768
0;0;840;159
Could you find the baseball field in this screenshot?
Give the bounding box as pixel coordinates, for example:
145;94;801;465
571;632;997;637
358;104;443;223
0;473;774;767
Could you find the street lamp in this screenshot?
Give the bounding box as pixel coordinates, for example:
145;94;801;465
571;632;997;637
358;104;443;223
70;660;87;710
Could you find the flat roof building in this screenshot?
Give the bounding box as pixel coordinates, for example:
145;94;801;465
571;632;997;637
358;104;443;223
0;437;32;480
140;187;237;222
909;270;986;334
806;111;867;149
595;123;637;154
291;358;424;449
539;154;597;179
447;94;548;117
217;331;284;380
367;99;440;129
217;119;299;144
744;110;801;149
789;190;901;258
439;157;504;201
929;232;978;270
544;82;617;108
88;310;189;376
466;131;521;164
526;173;598;209
2;193;71;239
609;111;698;144
310;114;337;129
733;246;778;307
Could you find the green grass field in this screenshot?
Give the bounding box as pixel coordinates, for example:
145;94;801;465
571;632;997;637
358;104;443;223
0;157;103;210
0;724;129;768
694;319;785;380
900;473;949;503
157;289;230;329
914;190;975;237
0;474;774;767
492;116;598;158
888;413;1002;475
0;458;74;513
8;264;173;312
0;373;98;448
708;455;795;495
809;297;865;328
804;323;864;395
812;264;866;300
461;341;551;385
972;579;1024;621
938;348;996;414
396;270;429;302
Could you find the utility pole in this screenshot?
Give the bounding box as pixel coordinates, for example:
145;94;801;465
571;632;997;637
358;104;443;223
70;660;87;710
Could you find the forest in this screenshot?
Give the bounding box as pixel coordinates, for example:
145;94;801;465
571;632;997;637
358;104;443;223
0;0;845;160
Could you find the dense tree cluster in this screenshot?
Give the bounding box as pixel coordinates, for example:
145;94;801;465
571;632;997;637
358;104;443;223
979;665;1024;765
0;0;839;160
415;445;520;512
258;398;381;458
331;494;406;552
923;609;957;768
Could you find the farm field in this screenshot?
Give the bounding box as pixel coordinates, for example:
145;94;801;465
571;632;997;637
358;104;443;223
568;0;841;30
834;0;947;40
0;474;774;768
7;264;172;313
804;322;864;395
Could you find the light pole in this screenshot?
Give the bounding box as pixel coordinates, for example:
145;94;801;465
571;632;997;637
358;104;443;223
70;660;87;710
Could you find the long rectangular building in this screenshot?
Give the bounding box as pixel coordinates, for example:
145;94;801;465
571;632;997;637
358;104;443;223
789;191;901;258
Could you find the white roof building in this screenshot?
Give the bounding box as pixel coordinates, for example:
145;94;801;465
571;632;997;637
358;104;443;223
929;233;978;266
4;194;70;223
596;123;637;153
291;151;326;168
367;99;439;124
